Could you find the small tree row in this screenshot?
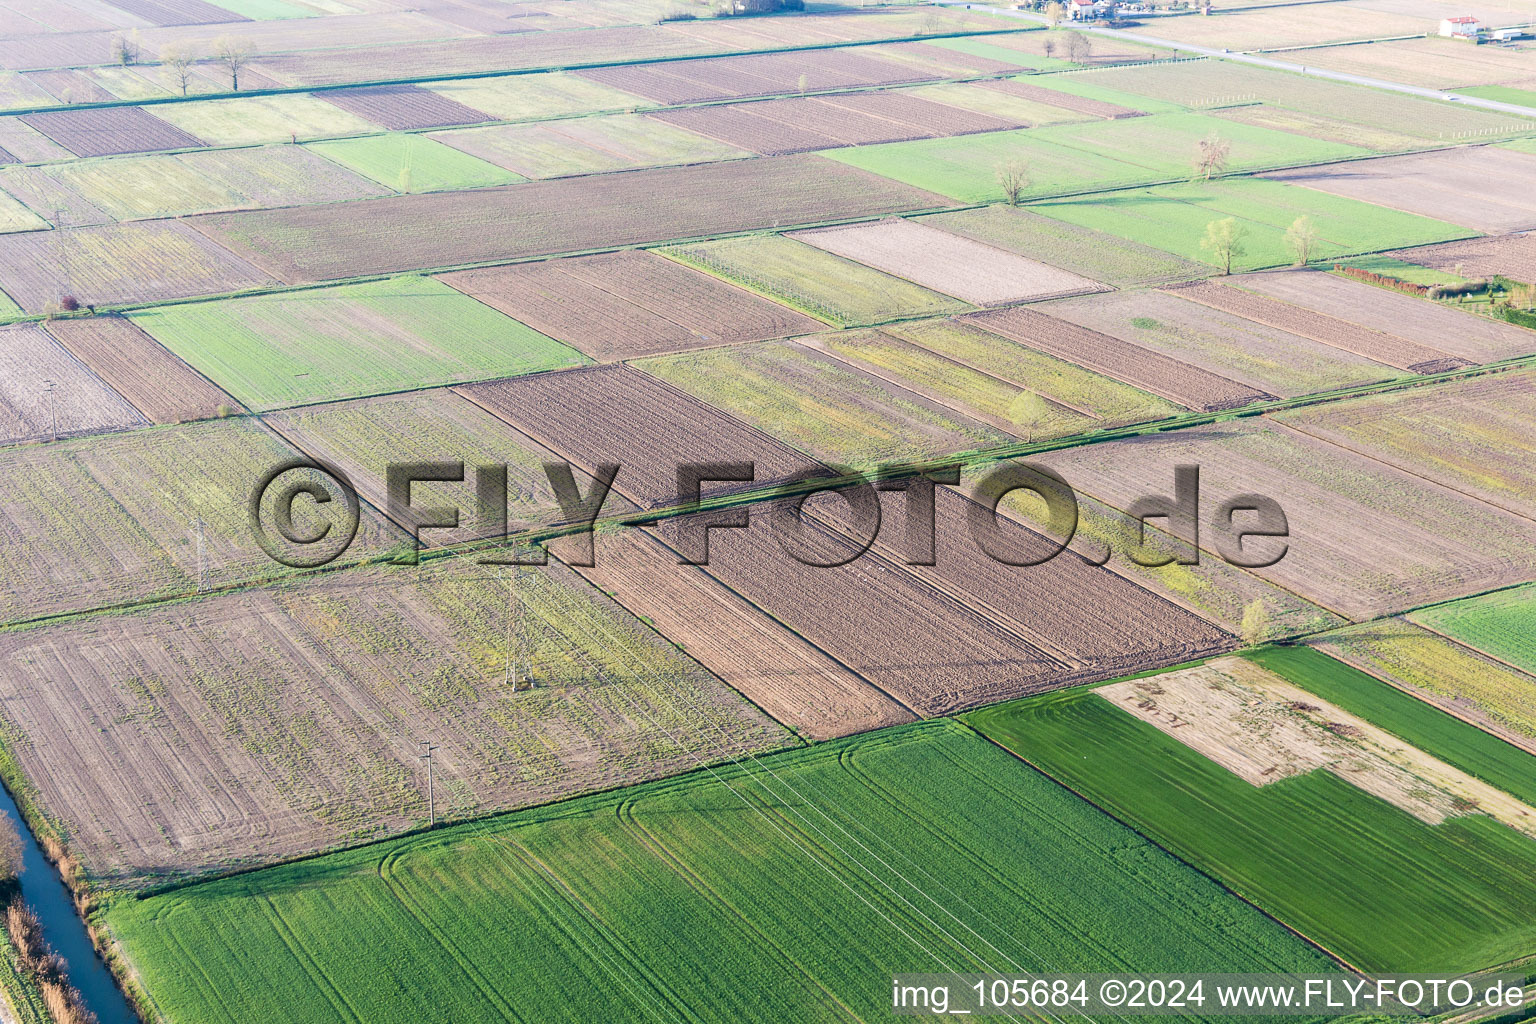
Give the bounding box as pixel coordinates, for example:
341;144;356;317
156;35;255;96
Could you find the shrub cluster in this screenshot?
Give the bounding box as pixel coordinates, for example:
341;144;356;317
1333;264;1430;295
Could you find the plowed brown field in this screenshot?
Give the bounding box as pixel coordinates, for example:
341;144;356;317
44;315;236;424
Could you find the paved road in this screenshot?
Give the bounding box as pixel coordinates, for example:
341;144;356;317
940;2;1536;120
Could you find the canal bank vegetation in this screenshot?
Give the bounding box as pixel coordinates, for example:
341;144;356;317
0;811;97;1024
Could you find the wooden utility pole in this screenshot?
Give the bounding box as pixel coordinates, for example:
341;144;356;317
419;741;438;826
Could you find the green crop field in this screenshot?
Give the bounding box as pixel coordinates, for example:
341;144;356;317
1451;86;1536;113
1411;584;1536;678
0;189;47;234
820;112;1362;204
638;341;1008;468
203;0;316;18
129;277;585;411
1315;618;1536;744
1030;178;1473;272
103;721;1334;1024
659;235;968;327
308;133;523;192
968;646;1536;973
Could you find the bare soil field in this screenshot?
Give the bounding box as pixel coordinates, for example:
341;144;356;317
42;315;236;424
1274;369;1536;521
0;219;276;312
188;155;949;283
649;91;1018;155
577;47;941;104
0;117;72;163
1390;233;1536;285
0;557;788;885
966;305;1269;411
251;25;714;87
22;69;114;104
19;106;204;158
866;40;1030;76
440;249;820;360
1033;418;1536;620
977;78;1142;119
579;527;914;739
1263;148;1536;234
0;323;144;445
318;83;493;131
1164;281;1464;373
1129;3;1436;50
266;388;626;549
1296;36;1536;91
790;218;1105;305
1043;289;1403;399
97;0;236;27
457;364;819;509
1232;270;1536;363
433;113;748;179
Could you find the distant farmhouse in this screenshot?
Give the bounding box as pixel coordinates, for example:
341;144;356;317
1439;15;1480;39
1069;0;1117;19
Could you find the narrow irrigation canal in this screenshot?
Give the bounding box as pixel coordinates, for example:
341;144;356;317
0;782;137;1024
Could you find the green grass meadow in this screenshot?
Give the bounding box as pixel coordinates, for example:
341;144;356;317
104;721;1333;1024
967;647;1536;973
1411;584;1536;677
308;134;525;192
1030;178;1473;271
129;277;585;410
819;112;1365;204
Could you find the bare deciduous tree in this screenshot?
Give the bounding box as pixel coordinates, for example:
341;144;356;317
1192;130;1231;180
1044;1;1066;26
996;160;1029;206
1063;30;1091;61
211;34;254;91
111;29;142;66
160;41;199;96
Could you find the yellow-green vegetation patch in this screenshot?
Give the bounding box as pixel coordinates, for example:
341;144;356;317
38;145;388;221
1314;618;1536;742
423;71;646;122
308;133;522;192
905;82;1093;126
638;340;1007;469
433;113;748;179
659;234;969;327
1411;584;1536;679
0;188;46;234
152;93;378;146
0;72;53;112
104;720;1334;1024
129;277;585;411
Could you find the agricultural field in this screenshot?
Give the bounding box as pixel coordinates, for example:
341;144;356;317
1312;617;1536;747
34;145;389;221
880;318;1185;425
0;555;786;884
189;155;949;283
1164;281;1462;373
103;721;1332;1023
42;316;237;424
129;277;583;411
265;388;620;549
968;646;1536;973
0;219;276;313
434;113;750;179
579;527;915;740
1032;417;1536;620
1030;177;1473;273
457;364;819;509
1231;268;1536;363
0;416;402;624
19;106;204;158
422;71;646;122
150;93;379;146
1264;147;1536;234
638;341;1009;470
901;81;1100;126
822;112;1366;204
1296;36;1536;91
1274;369;1536;519
921;204;1211;287
1129;3;1445;50
1411;584;1536;678
1044;288;1405;397
440;249;821;361
0;189;46;234
789;218;1105;305
1211;105;1426;154
574;46;942;105
967;305;1271;411
1390;231;1536;283
0;323;144;445
307;133;521;192
319;83;493;130
659;234;968;327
